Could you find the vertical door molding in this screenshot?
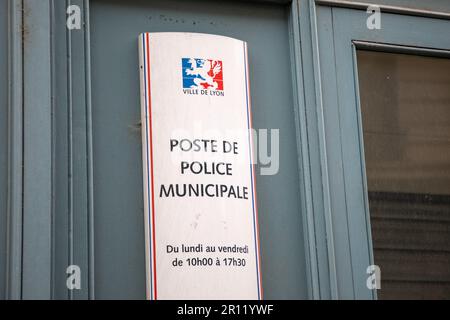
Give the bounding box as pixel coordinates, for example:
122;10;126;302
22;0;53;299
289;0;321;299
6;0;23;300
20;0;96;300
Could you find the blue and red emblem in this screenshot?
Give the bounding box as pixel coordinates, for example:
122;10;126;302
182;58;224;91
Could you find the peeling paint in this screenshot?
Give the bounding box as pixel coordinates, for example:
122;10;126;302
128;121;142;134
22;1;30;44
146;14;226;27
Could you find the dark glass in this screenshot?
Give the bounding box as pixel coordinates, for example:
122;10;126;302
357;50;450;299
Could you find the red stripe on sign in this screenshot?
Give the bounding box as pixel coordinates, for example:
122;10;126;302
146;33;158;300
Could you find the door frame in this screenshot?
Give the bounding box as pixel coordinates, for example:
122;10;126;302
5;0;23;300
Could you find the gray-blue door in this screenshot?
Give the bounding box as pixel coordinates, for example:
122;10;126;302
317;5;450;299
8;0;450;300
86;0;308;299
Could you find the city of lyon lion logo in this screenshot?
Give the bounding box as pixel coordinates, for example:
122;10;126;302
182;58;224;91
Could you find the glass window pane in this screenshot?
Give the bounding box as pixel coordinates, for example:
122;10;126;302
357;50;450;300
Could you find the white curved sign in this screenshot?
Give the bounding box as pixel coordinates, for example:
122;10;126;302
139;32;262;300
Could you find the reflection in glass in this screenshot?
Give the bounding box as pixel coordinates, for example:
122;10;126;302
357;50;450;299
